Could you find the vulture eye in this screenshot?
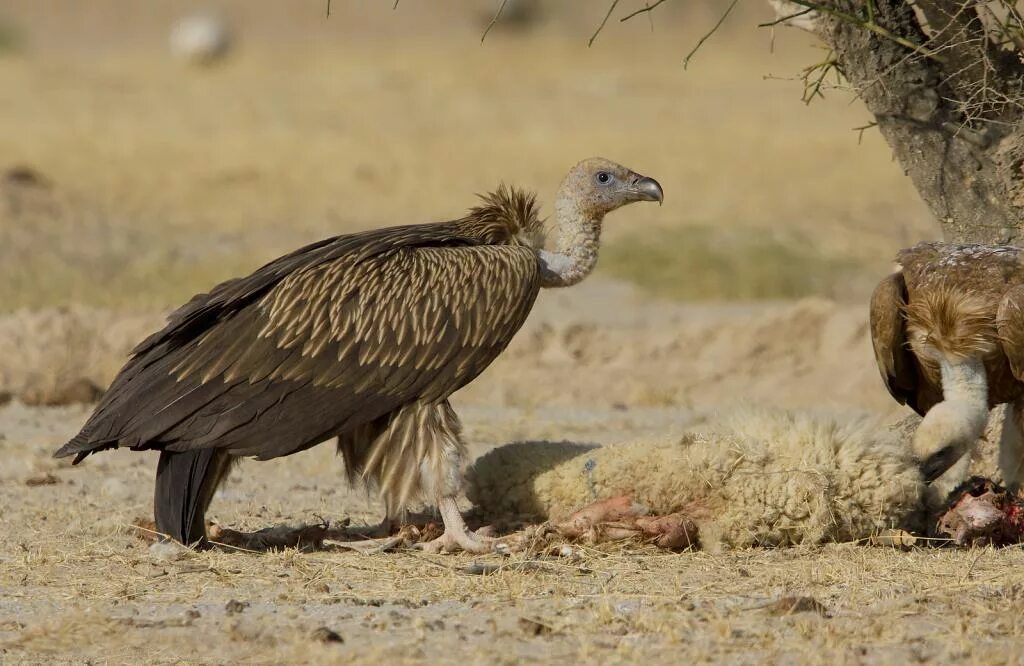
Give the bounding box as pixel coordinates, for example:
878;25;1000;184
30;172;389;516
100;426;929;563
595;172;612;185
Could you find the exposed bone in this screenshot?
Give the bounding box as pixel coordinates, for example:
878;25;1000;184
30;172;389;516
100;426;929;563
937;477;1024;546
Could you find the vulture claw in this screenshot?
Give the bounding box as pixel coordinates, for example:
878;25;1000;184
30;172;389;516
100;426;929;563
414;495;503;554
414;529;497;554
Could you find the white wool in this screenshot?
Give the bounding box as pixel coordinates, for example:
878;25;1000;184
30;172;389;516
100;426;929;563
466;409;924;551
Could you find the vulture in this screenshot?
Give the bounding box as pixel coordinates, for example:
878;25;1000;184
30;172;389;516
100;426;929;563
54;157;664;553
870;241;1024;505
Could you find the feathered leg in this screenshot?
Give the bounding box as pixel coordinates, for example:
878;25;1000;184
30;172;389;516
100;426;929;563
999;401;1024;493
413;404;495;554
154;448;235;547
350;401;495;553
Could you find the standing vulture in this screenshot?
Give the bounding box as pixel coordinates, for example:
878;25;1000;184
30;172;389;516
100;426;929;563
870;241;1024;506
54;158;664;553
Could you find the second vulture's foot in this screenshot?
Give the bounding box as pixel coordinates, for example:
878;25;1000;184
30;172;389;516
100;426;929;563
413;495;499;554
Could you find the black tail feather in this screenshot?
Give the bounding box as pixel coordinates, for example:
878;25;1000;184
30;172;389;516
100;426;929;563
154;449;233;547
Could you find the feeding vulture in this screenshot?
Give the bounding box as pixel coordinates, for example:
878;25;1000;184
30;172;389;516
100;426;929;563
54;157;664;553
870;241;1024;506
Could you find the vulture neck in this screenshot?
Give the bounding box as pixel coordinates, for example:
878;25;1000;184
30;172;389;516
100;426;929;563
537;196;603;289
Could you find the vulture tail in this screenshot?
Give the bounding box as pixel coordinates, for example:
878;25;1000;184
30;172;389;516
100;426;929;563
154;448;234;547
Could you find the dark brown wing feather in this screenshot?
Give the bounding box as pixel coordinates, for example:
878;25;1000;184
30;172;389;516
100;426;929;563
869;271;924;414
57;187;541;461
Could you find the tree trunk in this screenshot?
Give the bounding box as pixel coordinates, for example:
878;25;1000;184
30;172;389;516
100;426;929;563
770;1;1024;244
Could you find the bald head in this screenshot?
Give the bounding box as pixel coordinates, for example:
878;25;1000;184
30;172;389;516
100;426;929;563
538;157;663;288
556;157;663;219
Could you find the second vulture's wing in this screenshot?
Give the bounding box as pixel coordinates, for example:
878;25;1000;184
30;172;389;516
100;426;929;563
870;271;925;414
997;284;1024;382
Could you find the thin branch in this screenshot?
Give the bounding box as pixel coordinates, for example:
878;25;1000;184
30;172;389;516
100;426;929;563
783;0;941;61
481;0;511;43
620;0;670;23
982;1;1024;54
326;0;331;18
853;121;878;144
589;0;623;47
759;7;814;28
683;0;740;69
800;51;840;103
393;0;400;8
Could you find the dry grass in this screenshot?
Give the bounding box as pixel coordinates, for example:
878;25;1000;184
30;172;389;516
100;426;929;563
2;401;1023;664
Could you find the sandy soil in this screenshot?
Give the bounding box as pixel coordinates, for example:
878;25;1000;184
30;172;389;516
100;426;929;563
1;283;1022;665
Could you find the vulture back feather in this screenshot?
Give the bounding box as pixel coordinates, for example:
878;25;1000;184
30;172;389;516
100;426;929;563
56;186;543;478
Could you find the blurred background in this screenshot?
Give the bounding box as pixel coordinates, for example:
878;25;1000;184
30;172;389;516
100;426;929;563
0;0;937;311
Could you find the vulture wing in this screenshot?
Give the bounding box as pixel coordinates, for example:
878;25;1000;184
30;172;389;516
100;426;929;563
57;190;541;462
997;284;1024;381
869;271;923;413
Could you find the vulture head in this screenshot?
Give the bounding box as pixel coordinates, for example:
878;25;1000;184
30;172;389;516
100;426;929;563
557;157;664;217
541;157;663;288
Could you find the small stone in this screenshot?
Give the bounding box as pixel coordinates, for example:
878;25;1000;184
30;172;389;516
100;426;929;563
25;473;59;487
764;596;829;617
3;165;51;189
311;626;344;644
518;617;554;636
148;540;188;562
225;599;249;615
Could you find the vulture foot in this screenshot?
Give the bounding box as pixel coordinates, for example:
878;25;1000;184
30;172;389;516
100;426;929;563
414;529;498;554
414;495;500;554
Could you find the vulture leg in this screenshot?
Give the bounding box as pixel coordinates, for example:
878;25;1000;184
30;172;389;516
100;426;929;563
154;448;236;547
997;286;1024;492
999;401;1024;493
353;400;496;553
414;495;496;554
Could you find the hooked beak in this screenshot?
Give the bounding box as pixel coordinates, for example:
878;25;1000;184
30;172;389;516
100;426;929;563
629;176;664;205
920;445;962;484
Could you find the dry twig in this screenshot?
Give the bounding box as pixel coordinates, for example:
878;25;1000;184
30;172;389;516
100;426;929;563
481;0;512;43
684;0;740;69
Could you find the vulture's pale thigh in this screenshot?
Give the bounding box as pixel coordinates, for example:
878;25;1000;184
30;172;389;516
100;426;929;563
54;157;663;553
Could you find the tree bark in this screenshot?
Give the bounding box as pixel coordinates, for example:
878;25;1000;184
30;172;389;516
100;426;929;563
771;1;1024;244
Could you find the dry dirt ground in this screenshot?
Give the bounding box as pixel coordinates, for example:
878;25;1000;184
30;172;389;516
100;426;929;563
3;283;1024;665
2;2;1022;664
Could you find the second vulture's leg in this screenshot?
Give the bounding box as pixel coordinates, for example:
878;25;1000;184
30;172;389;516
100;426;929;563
999;401;1024;493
